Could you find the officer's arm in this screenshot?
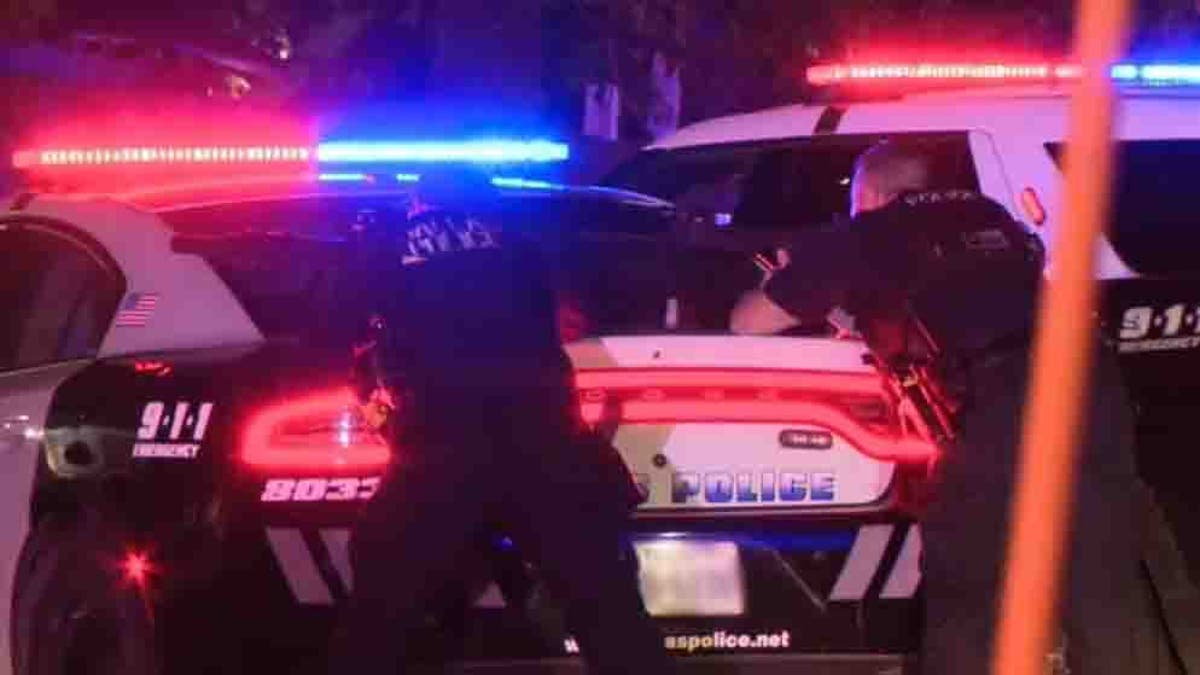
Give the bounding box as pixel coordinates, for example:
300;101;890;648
730;291;801;335
730;230;857;335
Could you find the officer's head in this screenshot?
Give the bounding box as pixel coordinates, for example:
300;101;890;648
850;140;931;217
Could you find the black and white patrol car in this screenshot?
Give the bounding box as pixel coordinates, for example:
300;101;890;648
1;159;934;675
3;59;1197;675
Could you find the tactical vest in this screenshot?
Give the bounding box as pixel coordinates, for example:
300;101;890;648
851;191;1045;367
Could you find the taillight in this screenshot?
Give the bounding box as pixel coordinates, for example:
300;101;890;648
575;369;884;395
242;388;391;471
574;368;936;463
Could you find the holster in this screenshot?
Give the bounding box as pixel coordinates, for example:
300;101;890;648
932;329;1032;417
574;427;645;513
925;355;973;417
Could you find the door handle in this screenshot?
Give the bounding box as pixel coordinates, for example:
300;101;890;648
1;415;32;431
0;416;40;448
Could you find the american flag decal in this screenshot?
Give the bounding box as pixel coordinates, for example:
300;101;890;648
115;292;159;327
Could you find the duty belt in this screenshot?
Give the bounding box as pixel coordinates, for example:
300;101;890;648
893;331;1030;441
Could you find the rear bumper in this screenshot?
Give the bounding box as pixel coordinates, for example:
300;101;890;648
447;653;913;674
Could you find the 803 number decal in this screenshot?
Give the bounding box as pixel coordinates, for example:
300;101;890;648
260;477;381;503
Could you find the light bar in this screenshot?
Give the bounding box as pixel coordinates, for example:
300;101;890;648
316;139;569;164
807;62;1080;86
808;60;1200;87
13;145;312;169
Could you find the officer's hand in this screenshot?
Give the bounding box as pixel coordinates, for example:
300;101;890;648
827;306;860;339
361;401;391;430
358;388;395;430
754;248;791;288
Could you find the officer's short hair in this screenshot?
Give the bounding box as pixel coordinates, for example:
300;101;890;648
853;140;932;202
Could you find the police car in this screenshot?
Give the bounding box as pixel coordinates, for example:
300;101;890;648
603;59;1200;672
0;119;938;675
1;60;1195;674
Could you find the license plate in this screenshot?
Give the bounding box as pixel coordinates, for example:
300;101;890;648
634;540;745;617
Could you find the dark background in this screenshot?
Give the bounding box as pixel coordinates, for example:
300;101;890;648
2;0;1199;180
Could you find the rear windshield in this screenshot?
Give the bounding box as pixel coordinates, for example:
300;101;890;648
163;194;686;345
1047;140;1200;277
604;132;980;232
165;135;985;346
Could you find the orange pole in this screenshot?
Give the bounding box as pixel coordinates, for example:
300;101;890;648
990;0;1130;673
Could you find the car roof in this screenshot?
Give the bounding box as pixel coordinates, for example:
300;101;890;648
9;176;672;216
2;177;674;359
649;86;1200;150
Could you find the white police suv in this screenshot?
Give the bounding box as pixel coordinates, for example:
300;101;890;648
602;58;1200;673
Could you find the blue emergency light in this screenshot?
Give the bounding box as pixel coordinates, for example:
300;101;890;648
316;139;569;164
315;172;566;192
489;176;561;190
316;172;370;182
1111;63;1200;84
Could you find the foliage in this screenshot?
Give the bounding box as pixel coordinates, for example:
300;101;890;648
544;0;1084;131
5;0;1200;132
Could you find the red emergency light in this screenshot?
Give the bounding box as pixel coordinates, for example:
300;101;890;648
11;107;319;192
12;145;312;169
807;61;1082;86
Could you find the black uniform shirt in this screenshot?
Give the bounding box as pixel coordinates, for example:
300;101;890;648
370;209;570;390
764;191;1042;361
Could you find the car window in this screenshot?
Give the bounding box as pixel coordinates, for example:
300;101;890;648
164;194;681;346
0;223;123;371
175;234;367;349
604;132;980;232
1046;140;1200;276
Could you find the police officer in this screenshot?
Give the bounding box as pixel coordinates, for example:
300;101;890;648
730;140;1149;674
330;169;673;674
